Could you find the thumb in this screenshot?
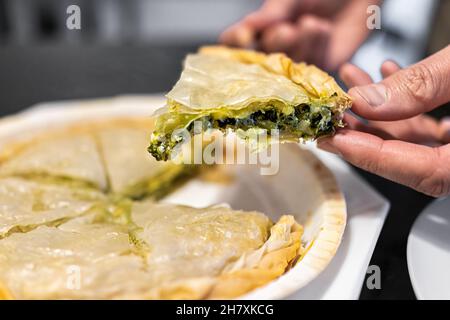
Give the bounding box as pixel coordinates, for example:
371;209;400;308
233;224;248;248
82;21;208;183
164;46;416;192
349;46;450;121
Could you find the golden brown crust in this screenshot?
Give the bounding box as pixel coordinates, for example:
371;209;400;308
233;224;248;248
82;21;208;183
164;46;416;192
0;117;155;164
0;281;13;300
199;45;352;113
145;215;303;300
146;278;216;300
209;234;302;299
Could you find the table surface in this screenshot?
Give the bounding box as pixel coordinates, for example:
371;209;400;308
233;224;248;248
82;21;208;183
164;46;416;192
0;44;437;300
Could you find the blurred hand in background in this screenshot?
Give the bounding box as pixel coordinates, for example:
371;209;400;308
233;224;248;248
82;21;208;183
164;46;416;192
220;0;382;71
318;46;450;197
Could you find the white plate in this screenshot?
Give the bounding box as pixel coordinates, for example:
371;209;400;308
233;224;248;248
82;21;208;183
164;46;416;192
3;95;390;300
407;197;450;300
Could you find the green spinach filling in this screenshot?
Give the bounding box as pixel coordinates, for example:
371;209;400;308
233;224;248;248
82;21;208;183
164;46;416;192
211;104;334;134
149;104;338;161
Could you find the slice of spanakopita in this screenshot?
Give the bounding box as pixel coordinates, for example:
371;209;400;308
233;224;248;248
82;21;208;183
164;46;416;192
148;46;351;160
0;131;108;190
0;177;104;238
93;118;194;199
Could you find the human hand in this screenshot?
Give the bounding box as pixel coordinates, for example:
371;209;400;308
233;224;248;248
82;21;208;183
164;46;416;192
318;46;450;197
220;0;381;71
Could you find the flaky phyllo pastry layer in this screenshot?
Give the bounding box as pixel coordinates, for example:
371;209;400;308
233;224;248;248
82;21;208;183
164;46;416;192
0;118;305;299
149;46;352;161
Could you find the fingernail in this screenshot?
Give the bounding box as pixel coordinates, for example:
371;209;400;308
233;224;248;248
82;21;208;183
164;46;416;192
442;117;450;138
442;117;450;127
354;84;387;107
317;141;341;156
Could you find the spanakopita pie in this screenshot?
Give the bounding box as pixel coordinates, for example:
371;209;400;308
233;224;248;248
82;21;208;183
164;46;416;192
148;46;352;161
0;116;317;300
0;98;346;299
